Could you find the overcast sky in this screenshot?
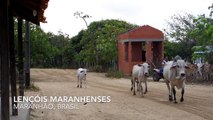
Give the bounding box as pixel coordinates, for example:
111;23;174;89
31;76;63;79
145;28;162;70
40;0;213;37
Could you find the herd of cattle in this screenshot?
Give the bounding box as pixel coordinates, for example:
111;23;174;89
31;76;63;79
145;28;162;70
76;56;213;103
186;62;213;82
131;56;213;103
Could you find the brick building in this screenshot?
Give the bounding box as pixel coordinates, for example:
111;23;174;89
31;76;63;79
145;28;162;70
118;25;164;75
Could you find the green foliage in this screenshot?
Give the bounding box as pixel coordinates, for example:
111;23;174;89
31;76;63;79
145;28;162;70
164;13;196;42
191;46;208;61
105;69;124;78
89;65;104;72
30;25;53;67
72;19;138;70
189;15;213;45
13;19;137;69
189;13;213;63
164;4;213;63
164;40;178;58
164;13;196;60
12;4;213;70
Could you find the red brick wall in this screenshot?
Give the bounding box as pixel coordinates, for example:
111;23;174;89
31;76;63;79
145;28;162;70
118;41;130;74
118;41;152;75
119;25;164;40
118;25;164;75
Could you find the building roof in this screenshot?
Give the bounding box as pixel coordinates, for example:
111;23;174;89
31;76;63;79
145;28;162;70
119;25;164;42
194;45;213;54
11;0;49;25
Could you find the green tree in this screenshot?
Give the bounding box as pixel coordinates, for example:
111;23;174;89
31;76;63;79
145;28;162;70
71;19;137;71
164;13;196;60
29;25;54;67
164;4;213;63
46;31;71;67
189;9;213;63
190;15;213;45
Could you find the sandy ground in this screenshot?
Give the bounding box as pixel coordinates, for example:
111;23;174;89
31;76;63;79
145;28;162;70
26;68;213;120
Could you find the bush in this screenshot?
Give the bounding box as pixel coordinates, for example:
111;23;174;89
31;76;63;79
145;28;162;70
88;65;105;72
105;69;124;78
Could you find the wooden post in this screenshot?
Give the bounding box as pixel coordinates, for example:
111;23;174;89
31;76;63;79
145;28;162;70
25;21;30;87
0;0;10;119
18;18;24;97
9;6;18;116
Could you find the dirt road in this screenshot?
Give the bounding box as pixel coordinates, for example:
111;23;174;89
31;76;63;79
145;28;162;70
27;69;213;120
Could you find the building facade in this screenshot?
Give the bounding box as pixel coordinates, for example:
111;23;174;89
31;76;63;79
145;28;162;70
118;25;164;75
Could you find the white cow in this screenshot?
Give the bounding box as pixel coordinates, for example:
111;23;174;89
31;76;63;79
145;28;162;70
77;68;87;88
196;62;204;79
131;62;149;97
163;59;189;103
